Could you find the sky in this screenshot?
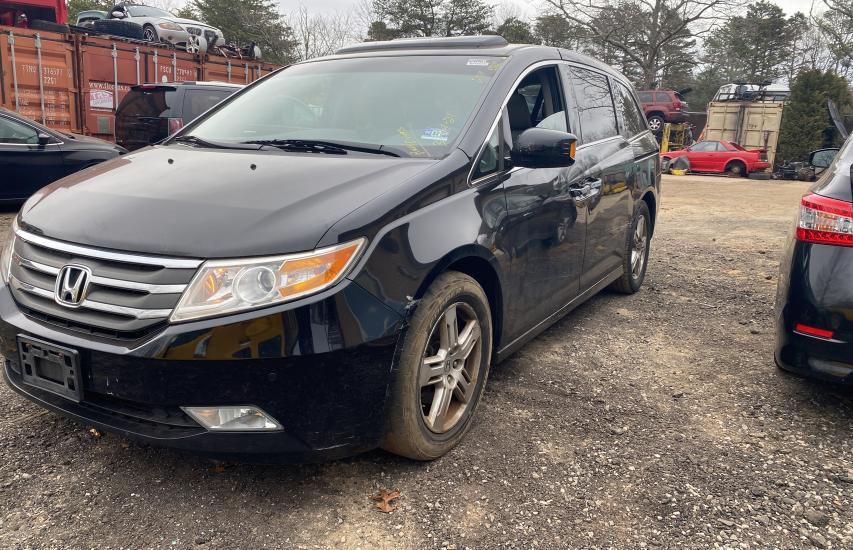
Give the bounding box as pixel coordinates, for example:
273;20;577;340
278;0;823;18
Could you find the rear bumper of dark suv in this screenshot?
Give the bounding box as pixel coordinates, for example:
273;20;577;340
0;280;405;463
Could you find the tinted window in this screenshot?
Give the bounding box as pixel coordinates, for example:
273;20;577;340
568;66;618;143
182;89;233;122
117;87;177;120
655;91;670;102
638;91;653;103
613;82;647;137
0;116;39;144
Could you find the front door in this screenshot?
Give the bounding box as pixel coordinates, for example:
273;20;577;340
0;115;66;200
497;65;587;334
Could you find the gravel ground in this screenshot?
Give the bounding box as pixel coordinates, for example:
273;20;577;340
0;175;851;550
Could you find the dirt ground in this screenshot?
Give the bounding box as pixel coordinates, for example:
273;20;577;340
0;175;851;550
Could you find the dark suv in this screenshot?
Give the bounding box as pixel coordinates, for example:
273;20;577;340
115;81;241;151
1;36;659;463
637;89;688;132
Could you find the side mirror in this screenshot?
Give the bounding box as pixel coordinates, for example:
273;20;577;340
809;149;838;169
37;133;51;146
110;10;126;19
510;128;577;169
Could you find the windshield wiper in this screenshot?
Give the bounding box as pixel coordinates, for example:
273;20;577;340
172;135;263;150
243;139;401;157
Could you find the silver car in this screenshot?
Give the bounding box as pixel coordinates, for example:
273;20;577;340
110;4;225;52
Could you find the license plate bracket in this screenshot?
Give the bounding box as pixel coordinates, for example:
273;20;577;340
18;335;82;403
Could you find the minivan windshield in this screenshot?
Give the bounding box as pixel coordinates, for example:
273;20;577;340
184;55;505;158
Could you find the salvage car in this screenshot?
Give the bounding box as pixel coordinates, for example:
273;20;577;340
775;136;852;384
115;81;242;151
636;89;689;133
0;108;125;201
0;36;659;462
660;139;769;176
108;2;224;49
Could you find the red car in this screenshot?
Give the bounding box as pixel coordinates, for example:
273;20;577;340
661;140;770;176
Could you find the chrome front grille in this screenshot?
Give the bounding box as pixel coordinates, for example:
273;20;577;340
9;229;201;339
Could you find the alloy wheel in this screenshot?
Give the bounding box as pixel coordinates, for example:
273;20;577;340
143;27;156;42
419;302;482;434
631;216;647;279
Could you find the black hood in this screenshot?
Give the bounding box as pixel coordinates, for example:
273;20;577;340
20;145;436;258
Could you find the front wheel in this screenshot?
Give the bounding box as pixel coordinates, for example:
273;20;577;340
611;201;651;294
382;271;493;460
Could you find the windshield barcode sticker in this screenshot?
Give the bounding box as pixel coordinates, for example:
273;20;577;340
467;59;490;66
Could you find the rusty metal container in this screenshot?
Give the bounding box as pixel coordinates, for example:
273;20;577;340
1;23;280;140
0;27;80;132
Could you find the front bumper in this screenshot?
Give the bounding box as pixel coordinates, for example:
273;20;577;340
775;240;853;385
0;280;404;462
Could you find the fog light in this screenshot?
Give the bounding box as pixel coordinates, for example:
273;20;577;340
182;406;282;431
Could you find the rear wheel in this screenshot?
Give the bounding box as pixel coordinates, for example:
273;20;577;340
611;201;651;294
143;24;158;42
382;272;492;460
647;114;664;133
726;160;746;177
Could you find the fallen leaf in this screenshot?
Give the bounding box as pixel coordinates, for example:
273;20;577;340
370;489;401;513
88;427;102;439
208;463;227;474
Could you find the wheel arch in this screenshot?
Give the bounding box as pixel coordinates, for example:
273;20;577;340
640;190;657;237
725;158;748;173
414;246;504;353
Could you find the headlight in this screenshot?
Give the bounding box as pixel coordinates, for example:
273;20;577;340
170;238;366;322
158;22;183;31
0;218;18;284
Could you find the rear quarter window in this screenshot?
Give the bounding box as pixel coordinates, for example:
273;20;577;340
182;88;235;122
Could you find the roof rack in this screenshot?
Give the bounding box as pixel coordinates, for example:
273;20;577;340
336;35;508;55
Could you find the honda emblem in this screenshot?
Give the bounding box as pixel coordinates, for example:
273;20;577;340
55;265;92;307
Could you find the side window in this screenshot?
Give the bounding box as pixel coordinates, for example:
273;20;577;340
182;89;232;122
473;123;500;180
0;116;39;144
655;91;670;103
568;66;618;143
507;66;567;143
637;91;653;103
690;141;716;152
613;82;647;138
714;142;727;152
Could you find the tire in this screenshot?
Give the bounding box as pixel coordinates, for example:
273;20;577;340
647;114;664;133
142;24;158;43
382;271;493;460
92;19;145;40
610;201;651;294
29;19;70;33
725;160;747;178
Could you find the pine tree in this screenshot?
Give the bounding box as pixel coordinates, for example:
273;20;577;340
189;0;298;64
776;69;853;164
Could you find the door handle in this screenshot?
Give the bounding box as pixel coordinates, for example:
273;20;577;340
569;177;602;199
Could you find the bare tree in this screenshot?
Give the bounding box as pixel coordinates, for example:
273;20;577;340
288;4;360;61
541;0;737;87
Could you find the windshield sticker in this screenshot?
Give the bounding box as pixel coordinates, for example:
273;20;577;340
421;128;450;142
398;127;430;157
467;58;490;66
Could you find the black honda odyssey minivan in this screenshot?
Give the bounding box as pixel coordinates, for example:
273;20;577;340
0;36;659;462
